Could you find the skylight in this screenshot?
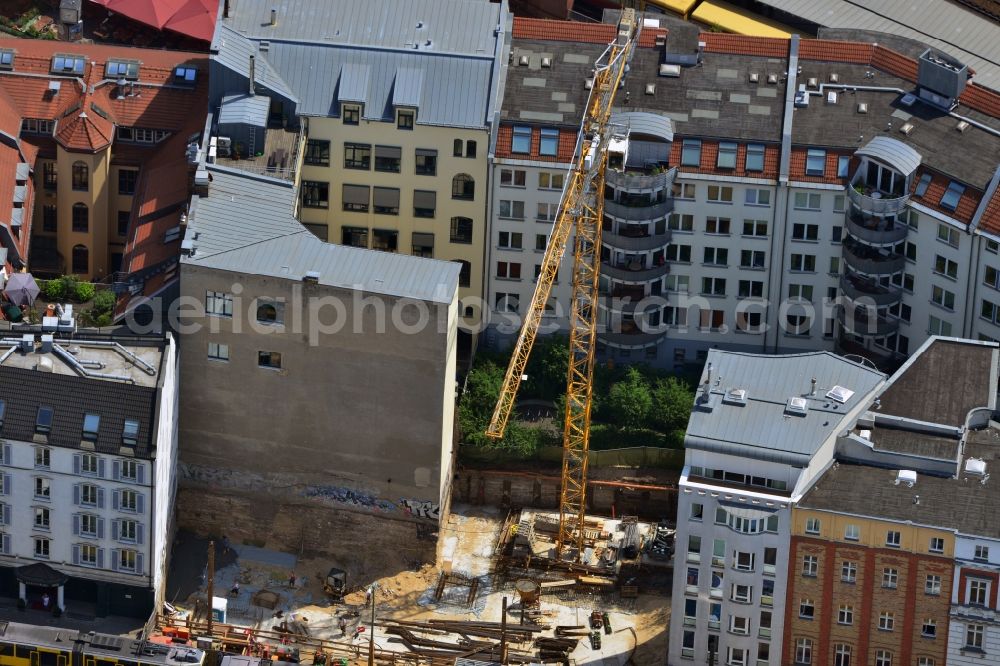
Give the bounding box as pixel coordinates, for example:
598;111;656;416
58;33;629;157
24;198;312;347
914;172;932;197
36;406;53;434
173;66;198;85
51;55;85;75
106;59;139;80
717;142;737;169
825;385;855;404
122;419;140;446
681;139;701;167
83;413;100;441
785;396;808;416
0;50;13;70
745;144;765;172
940;181;965;211
805;148;826;176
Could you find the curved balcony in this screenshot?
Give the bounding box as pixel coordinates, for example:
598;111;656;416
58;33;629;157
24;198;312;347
601;261;669;283
605;167;676;192
603;228;672;252
839;274;903;307
846;182;910;217
597;288;666;315
837;305;899;337
599;329;667;349
835;335;901;365
842;240;906;276
604;198;674;222
845;213;908;245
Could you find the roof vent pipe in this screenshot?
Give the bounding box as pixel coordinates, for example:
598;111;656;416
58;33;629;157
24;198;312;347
810;377;817;396
249;55;255;96
270;8;277;26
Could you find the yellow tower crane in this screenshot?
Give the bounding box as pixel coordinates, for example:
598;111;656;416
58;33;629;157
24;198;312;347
485;8;640;559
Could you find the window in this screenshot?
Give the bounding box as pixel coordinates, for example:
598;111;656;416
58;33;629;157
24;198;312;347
36;406;53;434
966;623;984;649
72;161;89;191
673;182;695;199
255;301;282;324
495;292;519;313
119;518;138;542
80;483;99;506
690;503;703;521
667;244;691;263
82;414;100;441
925;574;941;595
499;200;524;219
985;266;1000;290
841;561;857;583
975;544;990;562
703;247;728;266
34;507;50;529
43;162;57;191
734;551;754;572
80;514;98;537
455;261;471;288
119;460;138;482
117;211;129;237
258;351;281;369
833;194;846;212
805;148;826;176
717;141;737;169
500;169;526;187
72;203;89;232
34;477;50;500
745;143;765;171
343;143;370;169
730;615;749;635
80;453;98;474
34;447;50;469
705;217;730;234
683;598;698;624
512;125;532;153
117;169;138;196
118;548;138;571
795;638;812;664
883;568;898;589
761;579;774;606
342;184;369;212
172;65;197;84
304;139;330;166
837;155;850;178
738;280;764;298
117;489;138;512
906;242;918;262
792;223;819;241
0;49;12;70
666;275;689;293
932;285;955;310
937;223;960;248
52;53;85;74
342;105;360;125
922;619;936;638
941;181;965;211
968;578;989;605
301;181;329;208
681;139;701;166
539;128;559;156
415;149;437;175
496;262;521;279
208;342;229;361
700;277;726;297
929;537;944;553
536;202;558;222
78;543;98;566
805;518;820;534
413;190;436;218
397;109;414;130
707;185;733;202
886;530;901;547
206;291;233;317
538;172;564;190
34;537;50;559
802;555;818;577
687;535;701;562
498;231;523;249
669;213;694;231
731;583;752;603
452;174;475;200
799;598;814;619
700;309;725;332
794;192;821;210
373;187;400;215
875;650;892;666
790;254;816;272
465;140;477;158
879;611;894;631
838;605;853;625
374;145;401;173
928;315;952;336
450;217;473;244
788;284;813;300
742;219;768;237
934;255;959;279
834;644;852;666
726;647;746;666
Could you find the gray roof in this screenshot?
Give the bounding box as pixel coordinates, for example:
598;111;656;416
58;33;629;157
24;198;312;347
219;94;269;127
855;136;922;177
611;111;674;142
685;350;886;465
183;166;460;304
212;0;503;129
755;0;1000;91
213;26;299;103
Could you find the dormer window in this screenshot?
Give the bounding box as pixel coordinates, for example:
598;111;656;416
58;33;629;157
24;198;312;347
122;419;139;447
36;406;53;434
397;109;414;130
106;60;139;80
51;55;86;75
173;66;197;85
83;413;100;441
805;148;826;176
0;50;13;71
0;400;6;428
343;105;360;125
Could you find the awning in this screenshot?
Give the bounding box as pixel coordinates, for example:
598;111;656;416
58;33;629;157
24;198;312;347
413;190;436;209
374;145;401;159
416;148;437;157
373;187;400;208
855;136;923;177
342;184;369;206
412;232;435;247
16;562;69;587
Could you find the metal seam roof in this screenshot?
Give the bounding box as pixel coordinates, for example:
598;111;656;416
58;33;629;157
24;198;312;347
610;111;674;142
855;136;923;176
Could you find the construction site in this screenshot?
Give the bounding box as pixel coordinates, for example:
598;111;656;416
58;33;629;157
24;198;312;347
157;500;674;666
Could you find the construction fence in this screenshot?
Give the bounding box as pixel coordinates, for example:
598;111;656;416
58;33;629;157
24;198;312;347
459;445;685;470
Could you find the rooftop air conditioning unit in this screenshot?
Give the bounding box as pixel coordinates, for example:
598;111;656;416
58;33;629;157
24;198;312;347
895;469;917;487
965;458;987;475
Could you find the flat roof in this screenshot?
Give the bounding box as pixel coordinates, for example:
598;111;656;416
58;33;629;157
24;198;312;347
867;425;960;460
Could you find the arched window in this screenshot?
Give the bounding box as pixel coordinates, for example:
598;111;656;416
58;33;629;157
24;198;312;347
72;203;88;232
72;245;89;275
452;174;474;200
72;161;89;191
454;260;471;288
256;302;278;323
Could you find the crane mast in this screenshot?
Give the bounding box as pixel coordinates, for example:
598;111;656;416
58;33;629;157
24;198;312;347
485;9;639;558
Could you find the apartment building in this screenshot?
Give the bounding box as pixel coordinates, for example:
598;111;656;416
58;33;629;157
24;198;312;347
488;16;1000;368
668;348;886;666
0;37;207;283
207;0;509;340
175;157;460;561
784;337;999;666
0;331;178;619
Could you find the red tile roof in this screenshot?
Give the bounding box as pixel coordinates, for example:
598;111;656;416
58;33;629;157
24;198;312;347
638;28;667;49
54;107;115;153
670;139;780;180
978;186;1000;237
700;33;788;58
495;124;576;163
960;83;1000;118
788;147;851;185
512;17;616;44
0;144;33;268
0;87;21;138
797;39;873;64
871;45;918;82
911;169;982;224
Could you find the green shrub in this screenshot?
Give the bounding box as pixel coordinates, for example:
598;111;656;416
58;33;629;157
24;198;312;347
91;289;116;316
43;278;65;301
74;281;95;302
94;313;113;328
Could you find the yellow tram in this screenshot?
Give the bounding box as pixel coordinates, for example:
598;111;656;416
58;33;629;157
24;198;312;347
0;622;204;666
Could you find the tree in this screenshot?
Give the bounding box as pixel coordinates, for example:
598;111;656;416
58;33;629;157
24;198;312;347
649;375;695;446
605;367;652;431
524;335;570;400
457;360;541;455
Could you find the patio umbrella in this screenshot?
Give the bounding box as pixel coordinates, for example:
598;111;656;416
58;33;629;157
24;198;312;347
164;0;218;42
3;273;40;307
104;0;187;29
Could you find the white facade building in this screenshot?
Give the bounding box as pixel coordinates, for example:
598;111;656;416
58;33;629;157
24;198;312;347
948;532;1000;664
0;333;176;618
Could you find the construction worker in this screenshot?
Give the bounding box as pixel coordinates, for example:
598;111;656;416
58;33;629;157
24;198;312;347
338;617;348;636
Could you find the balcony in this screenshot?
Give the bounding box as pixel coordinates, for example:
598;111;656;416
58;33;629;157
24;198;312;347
605;166;675;192
842;239;906;276
835;335;902;364
599;328;666;349
603;226;672;252
845;212;908;245
837;305;899;337
839;274;903;307
847;179;910;216
601;260;669;282
604;198;674;222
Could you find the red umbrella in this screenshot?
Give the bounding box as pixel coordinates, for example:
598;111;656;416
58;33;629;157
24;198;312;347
104;0;188;29
164;0;218;42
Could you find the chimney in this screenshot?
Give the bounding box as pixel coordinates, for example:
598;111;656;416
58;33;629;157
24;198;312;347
249;55;256;96
270;8;277;26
